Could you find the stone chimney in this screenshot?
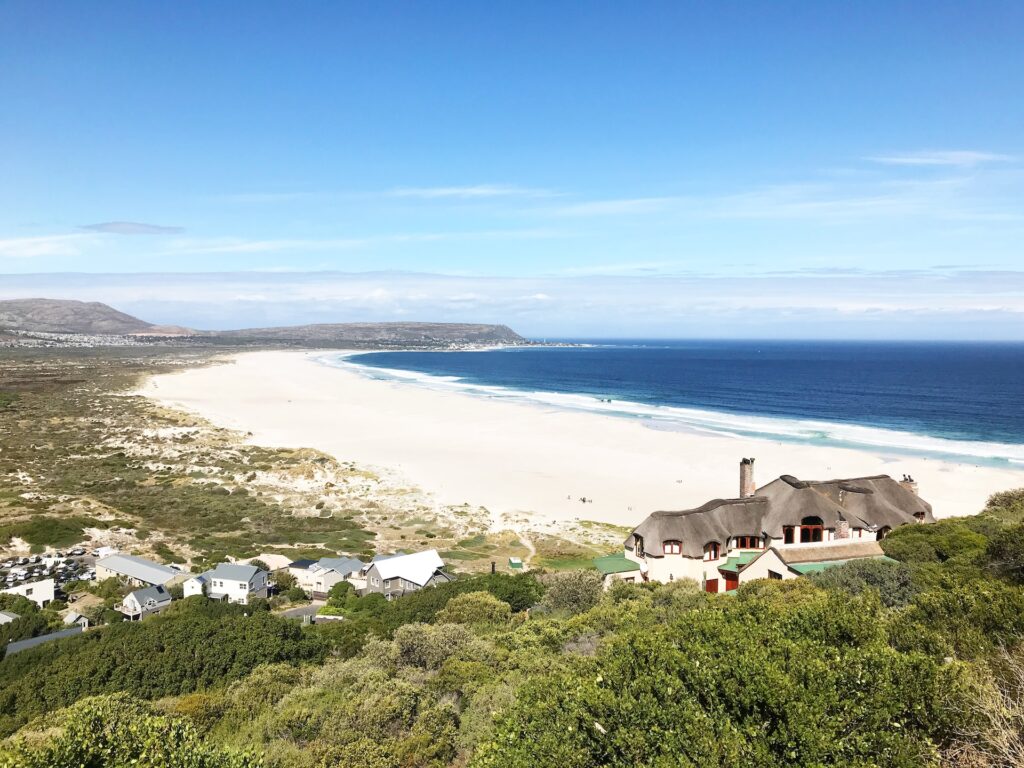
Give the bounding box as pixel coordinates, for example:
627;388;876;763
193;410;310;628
739;458;756;498
898;474;919;496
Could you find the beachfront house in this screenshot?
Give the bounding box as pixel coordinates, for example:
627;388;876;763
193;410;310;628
362;550;451;600
605;459;932;592
2;577;55;607
184;562;269;605
290;556;365;599
117;585;172;620
95;554;188;588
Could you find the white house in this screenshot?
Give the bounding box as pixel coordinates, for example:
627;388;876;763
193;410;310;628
613;460;932;593
63;610;90;629
2;577;55;607
0;610;20;625
185;563;269;605
95;554;187;588
361;550;451;600
117;585;173;620
290;556;364;598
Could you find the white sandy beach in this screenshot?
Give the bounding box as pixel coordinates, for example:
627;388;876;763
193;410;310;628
140;350;1024;529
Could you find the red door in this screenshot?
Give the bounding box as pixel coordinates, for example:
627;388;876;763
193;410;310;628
705;578;719;593
724;573;739;591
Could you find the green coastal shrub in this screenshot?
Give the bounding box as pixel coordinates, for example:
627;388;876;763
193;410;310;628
0;693;259;768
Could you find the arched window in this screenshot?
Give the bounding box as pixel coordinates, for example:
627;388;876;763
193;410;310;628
634;535;645;557
703;541;720;561
783;526;795;544
913;511;925;522
734;535;762;549
800;517;824;543
876;526;892;540
663;540;682;555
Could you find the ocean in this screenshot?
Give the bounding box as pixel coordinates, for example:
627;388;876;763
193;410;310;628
331;341;1024;467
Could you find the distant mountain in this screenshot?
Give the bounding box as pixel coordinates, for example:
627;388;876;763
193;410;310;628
0;298;526;346
209;322;525;345
0;298;162;335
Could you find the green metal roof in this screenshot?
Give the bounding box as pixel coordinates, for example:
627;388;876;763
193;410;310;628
717;551;762;573
789;555;895;575
593;552;641;575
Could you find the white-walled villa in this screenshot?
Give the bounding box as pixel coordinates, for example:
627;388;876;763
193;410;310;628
598;459;933;592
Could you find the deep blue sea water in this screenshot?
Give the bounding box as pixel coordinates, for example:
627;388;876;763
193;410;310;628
331;341;1024;466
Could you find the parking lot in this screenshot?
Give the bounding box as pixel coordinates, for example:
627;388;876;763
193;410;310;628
2;548;97;596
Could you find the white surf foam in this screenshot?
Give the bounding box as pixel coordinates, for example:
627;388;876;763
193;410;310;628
315;352;1024;467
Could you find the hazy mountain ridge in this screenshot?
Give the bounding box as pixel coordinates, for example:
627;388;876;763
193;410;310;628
0;298;526;346
0;298;158;335
209;321;524;344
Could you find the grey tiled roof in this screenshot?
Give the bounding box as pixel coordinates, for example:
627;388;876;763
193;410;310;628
210;563;262;582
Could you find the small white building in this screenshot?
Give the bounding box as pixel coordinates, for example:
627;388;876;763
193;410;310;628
2;577;55;607
118;585;173;620
185;563;269;605
63;610;90;629
240;553;292;572
0;610;20;625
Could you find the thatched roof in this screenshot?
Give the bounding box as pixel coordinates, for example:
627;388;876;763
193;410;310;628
776;540;884;564
625;474;932;559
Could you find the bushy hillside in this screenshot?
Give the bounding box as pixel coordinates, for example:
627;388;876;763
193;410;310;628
5;495;1024;768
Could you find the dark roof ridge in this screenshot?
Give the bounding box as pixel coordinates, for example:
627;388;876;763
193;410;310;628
651;496;768;518
779;473;892;491
808;474;891;484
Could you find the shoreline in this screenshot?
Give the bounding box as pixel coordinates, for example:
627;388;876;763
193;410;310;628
333;349;1024;470
139;350;1024;529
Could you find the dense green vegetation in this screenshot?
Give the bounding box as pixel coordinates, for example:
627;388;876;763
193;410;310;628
5;494;1024;767
0;598;325;735
0;694;258;768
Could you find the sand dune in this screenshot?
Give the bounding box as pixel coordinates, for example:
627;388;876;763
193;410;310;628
140;350;1024;529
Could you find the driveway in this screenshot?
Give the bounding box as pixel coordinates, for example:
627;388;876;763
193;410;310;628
278;600;325;620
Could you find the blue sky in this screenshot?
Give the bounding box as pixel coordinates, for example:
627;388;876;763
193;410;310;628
1;2;1022;337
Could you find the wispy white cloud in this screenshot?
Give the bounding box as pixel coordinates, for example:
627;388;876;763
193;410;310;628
389;184;558;199
551;197;677;217
0;234;94;259
159;229;566;256
866;150;1015;168
545;173;1021;223
3;268;1023;339
80;221;184;235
